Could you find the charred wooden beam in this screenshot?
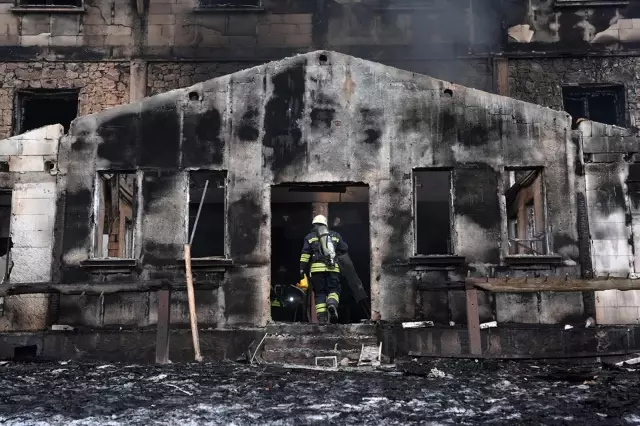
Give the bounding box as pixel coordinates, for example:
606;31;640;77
471;277;640;292
465;280;481;356
4;276;640;297
0;281;220;297
155;288;171;365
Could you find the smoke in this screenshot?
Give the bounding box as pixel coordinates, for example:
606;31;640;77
327;0;503;91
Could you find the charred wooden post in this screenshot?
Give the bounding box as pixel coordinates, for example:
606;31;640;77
465;280;482;356
155;287;171;365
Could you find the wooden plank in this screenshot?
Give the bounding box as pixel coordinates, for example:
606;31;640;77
494;58;509;96
6;276;640;297
472;277;640;292
465;281;482;356
184;244;203;362
155;288;171;365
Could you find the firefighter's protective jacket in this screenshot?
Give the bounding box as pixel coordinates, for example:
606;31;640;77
299;230;348;275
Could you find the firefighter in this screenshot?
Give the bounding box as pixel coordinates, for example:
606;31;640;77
299;215;348;323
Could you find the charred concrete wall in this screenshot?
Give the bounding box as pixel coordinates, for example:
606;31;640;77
580;120;640;324
0;124;61;331
40;51;583;329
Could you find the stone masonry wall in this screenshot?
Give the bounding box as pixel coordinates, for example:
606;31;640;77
148;59;494;98
147;62;263;96
0;124;63;331
509;57;640;128
388;59;494;93
0;62;130;139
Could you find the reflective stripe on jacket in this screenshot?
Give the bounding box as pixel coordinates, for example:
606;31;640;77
299;230;348;275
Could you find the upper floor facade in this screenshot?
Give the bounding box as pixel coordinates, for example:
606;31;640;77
0;0;640;62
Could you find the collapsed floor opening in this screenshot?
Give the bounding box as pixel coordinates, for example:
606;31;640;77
270;184;370;324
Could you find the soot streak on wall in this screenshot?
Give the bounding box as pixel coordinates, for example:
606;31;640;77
182;107;224;168
262;59;307;182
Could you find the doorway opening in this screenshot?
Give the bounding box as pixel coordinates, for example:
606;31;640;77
270;183;370;324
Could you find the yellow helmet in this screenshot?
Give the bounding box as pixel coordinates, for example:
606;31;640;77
312;215;328;226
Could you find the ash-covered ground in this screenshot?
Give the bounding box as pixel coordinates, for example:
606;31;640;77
0;359;639;425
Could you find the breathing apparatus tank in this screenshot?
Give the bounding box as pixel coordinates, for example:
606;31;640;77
316;224;336;268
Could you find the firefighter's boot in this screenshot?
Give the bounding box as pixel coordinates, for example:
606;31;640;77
328;305;339;323
317;311;328;324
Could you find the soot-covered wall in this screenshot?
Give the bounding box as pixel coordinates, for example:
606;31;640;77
580;120;640;324
59;51;581;327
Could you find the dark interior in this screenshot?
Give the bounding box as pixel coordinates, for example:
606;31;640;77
562;85;625;130
270;184;370;324
0;191;11;282
414;170;452;255
16;89;79;135
189;171;225;258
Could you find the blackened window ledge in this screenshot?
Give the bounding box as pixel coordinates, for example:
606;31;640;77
178;257;233;271
554;1;629;7
11;6;85;13
81;259;137;274
409;255;466;267
193;7;265;13
504;255;563;266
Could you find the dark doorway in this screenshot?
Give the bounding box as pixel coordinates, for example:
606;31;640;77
270;184;370;324
14;89;79;135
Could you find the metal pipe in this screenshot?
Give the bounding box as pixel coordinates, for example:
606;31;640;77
189;179;209;246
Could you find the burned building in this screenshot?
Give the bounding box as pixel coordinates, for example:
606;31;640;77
0;49;639;362
2;1;640;361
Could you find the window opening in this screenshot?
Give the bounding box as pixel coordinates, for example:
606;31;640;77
562;85;625;130
505;168;547;255
0;191;12;282
14;89;79;135
93;172;137;259
188;171;226;258
414;170;453;255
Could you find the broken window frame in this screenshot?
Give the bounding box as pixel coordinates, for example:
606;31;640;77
14;0;83;8
412;168;455;256
13;88;80;136
504;167;549;256
90;171;141;260
561;84;626;130
186;170;228;259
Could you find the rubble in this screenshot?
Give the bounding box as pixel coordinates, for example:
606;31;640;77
480;321;498;329
0;359;638;424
